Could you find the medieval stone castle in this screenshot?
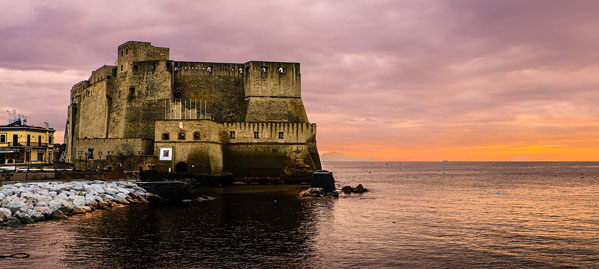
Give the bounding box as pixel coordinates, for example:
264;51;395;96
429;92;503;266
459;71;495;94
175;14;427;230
65;41;321;180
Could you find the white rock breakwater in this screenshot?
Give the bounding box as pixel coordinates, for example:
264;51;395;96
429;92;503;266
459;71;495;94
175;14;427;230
0;181;152;226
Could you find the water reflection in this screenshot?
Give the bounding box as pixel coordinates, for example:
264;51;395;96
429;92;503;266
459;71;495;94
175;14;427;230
60;186;331;268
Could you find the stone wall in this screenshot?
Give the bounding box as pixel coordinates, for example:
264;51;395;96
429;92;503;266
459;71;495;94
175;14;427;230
173;62;246;122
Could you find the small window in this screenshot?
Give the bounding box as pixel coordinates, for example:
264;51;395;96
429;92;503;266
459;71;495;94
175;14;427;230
107;75;111;79
133;65;138;71
126;48;129;55
87;148;94;159
238;67;243;74
230;131;235;139
261;66;268;73
120;65;123;71
246;67;250;74
0;134;5;143
207;66;213;72
49;136;53;144
278;132;284;139
178;132;185;140
193;132;201;140
129;87;135;95
174;92;182;98
162;133;170;140
278;67;285;73
254;131;259;139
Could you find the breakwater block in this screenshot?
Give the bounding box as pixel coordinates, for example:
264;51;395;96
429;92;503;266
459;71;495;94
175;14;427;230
311;170;336;193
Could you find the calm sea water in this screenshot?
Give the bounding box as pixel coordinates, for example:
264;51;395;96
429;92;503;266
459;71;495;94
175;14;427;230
1;162;599;268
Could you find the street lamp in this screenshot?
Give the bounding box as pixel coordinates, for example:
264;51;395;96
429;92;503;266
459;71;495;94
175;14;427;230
25;146;31;180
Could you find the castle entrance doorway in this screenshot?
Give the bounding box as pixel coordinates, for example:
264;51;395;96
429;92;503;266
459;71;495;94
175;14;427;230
175;161;188;173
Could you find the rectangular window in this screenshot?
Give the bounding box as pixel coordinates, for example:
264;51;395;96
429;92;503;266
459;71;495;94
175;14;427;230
230;131;235;139
87;148;94;159
0;134;5;143
278;132;284;139
38;136;41;146
27;135;30;146
162;133;170;140
13;134;18;145
37;151;43;162
49;136;53;144
178;132;185;140
254;131;259;139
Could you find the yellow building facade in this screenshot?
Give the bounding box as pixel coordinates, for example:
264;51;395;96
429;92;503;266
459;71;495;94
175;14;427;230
0;120;55;167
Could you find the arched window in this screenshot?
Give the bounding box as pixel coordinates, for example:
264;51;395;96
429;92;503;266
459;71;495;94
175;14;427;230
178;132;185;140
261;66;268;73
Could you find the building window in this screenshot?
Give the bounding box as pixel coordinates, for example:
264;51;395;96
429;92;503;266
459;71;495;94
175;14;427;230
261;66;268;73
193;132;201;140
37;151;44;162
129;87;135;95
0;134;5;143
162;133;170;140
133;65;138;71
126;48;129;55
87;148;94;159
49;136;53;144
278;132;284;139
278;67;285;73
27;135;30;146
13;134;18;145
230;131;235;139
38;136;41;146
238;67;243;74
254;131;259;139
207;66;213;72
178;132;185;140
120;65;123;71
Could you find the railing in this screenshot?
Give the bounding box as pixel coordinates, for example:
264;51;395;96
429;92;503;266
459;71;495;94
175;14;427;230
0;142;51;147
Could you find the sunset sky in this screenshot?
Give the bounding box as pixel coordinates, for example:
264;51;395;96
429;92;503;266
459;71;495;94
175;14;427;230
1;0;599;161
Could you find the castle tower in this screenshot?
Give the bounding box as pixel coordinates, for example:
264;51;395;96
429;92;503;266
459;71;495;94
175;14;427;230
243;61;309;123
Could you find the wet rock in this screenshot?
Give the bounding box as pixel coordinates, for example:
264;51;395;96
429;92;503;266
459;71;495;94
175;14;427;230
51;210;67;220
2;217;21;226
341;186;353;194
14;211;34;224
72;208;86;214
299;190;311;197
0;208;12;222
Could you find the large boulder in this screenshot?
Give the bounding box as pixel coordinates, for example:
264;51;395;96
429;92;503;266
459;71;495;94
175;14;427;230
6;197;29;214
0;207;12;221
14;211;34;224
341;186;353;194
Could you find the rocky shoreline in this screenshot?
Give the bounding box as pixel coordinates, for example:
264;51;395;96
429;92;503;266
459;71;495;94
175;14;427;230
0;181;152;226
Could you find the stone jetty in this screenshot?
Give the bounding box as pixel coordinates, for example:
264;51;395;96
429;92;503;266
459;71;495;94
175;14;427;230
0;181;152;226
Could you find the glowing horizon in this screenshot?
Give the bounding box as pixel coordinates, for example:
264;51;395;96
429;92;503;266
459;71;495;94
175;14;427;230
1;1;599;161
